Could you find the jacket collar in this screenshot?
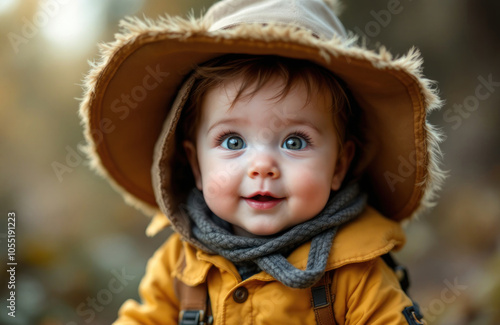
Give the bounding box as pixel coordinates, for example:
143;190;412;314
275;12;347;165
170;206;405;286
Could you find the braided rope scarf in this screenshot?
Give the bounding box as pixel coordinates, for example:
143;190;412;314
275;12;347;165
186;183;367;288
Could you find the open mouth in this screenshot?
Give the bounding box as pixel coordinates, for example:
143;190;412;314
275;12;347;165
250;195;280;202
244;194;284;210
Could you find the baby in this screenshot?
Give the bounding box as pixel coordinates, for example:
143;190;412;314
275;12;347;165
80;0;444;324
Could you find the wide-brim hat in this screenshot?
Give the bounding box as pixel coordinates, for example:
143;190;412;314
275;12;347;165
80;0;445;234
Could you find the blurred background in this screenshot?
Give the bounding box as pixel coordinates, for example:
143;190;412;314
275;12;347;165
1;0;499;324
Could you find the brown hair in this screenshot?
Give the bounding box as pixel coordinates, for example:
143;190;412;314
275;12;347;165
176;54;364;181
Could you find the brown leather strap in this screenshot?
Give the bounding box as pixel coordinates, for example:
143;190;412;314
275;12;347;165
177;281;208;313
174;249;212;325
311;271;336;325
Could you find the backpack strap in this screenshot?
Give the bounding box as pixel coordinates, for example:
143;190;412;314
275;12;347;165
310;270;337;325
381;253;425;324
310;254;416;325
174;250;213;325
381;253;410;293
176;281;213;325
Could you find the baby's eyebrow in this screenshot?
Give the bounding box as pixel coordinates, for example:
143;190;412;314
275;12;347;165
281;118;322;134
207;117;247;133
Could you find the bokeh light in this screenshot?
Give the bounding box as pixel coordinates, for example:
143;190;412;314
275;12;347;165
39;0;107;53
0;0;19;15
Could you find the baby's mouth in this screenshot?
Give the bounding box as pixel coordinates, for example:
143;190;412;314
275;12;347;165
243;194;284;210
250;195;281;202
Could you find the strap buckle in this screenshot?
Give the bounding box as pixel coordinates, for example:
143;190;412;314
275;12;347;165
403;305;425;325
179;310;213;325
311;271;337;325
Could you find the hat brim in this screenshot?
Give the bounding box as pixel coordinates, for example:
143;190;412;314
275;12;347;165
80;17;445;222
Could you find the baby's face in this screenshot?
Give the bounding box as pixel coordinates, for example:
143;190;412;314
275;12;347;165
184;76;353;236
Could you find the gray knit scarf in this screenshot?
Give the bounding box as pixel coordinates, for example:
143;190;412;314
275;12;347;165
185;183;367;289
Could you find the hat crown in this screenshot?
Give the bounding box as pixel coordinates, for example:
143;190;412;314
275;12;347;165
205;0;347;40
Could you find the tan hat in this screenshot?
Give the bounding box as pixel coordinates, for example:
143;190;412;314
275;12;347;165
80;0;445;232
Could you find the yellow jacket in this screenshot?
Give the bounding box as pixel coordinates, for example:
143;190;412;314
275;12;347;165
114;206;418;324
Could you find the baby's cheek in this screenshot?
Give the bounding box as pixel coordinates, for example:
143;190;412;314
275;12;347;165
205;196;228;217
201;160;241;199
203;174;228;200
292;170;331;206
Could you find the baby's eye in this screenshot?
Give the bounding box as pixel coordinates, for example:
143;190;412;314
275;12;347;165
221;135;246;150
282;136;308;150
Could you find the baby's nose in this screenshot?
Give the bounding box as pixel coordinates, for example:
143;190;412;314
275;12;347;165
248;155;280;179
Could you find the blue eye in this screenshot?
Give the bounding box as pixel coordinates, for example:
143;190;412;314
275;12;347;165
222;136;246;150
282;136;308;150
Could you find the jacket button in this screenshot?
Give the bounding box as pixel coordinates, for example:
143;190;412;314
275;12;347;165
233;287;249;303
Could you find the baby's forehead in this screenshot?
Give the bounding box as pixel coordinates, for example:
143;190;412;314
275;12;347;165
203;73;334;111
200;75;336;126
